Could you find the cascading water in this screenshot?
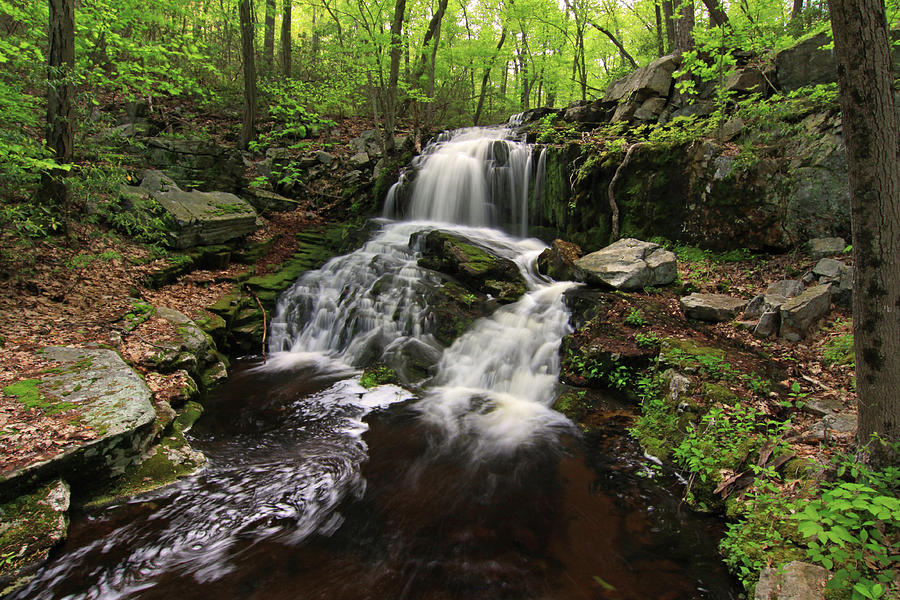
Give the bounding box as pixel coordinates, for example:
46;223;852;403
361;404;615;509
269;126;572;450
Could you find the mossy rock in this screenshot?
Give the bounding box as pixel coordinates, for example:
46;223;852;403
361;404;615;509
553;391;589;421
701;382;740;406
659;338;727;373
360;364;399;389
0;480;70;589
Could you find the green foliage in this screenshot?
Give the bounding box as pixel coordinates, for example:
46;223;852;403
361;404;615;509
96;191;175;249
634;332;660;348
360;364;399;388
824;334;855;367
624;307;645;327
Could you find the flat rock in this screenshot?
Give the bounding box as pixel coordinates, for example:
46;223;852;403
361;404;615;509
812;258;845;280
573;238;677;291
151;188;257;249
755;561;832;600
780;284;832;341
680;293;748;322
803;397;844;417
804;413;858;441
766;280;804;299
0;348;156;502
807;237;845;260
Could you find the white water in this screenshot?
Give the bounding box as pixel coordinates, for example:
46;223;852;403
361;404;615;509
270;126;576;452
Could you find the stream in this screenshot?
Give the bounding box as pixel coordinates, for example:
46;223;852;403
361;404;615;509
13;127;740;600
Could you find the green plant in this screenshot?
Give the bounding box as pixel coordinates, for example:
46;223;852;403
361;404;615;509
624;308;646;327
360;364;398;389
824;334;855;367
635;332;660;348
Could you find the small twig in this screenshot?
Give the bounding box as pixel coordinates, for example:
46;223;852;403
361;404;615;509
801;374;832;391
245;286;268;364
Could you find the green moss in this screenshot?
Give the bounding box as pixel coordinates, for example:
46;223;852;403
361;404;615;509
360;364;398;389
553;390;589;421
701;382;739;405
823;334;854;367
2;380;75;414
0;480;69;580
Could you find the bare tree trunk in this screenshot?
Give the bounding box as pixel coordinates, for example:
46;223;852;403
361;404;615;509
674;0;694;53
829;0;900;467
43;0;75;206
661;0;676;52
382;0;407;153
654;3;665;56
474;28;506;126
239;0;257;149
263;0;275;71
588;20;638;68
700;0;728;27
281;0;291;76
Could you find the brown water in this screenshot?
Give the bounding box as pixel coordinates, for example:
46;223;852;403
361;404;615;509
14;361;740;600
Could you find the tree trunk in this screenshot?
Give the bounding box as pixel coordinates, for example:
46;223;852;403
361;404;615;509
588;20;638;68
661;0;676;52
263;0;275;71
382;0;407;153
43;0;75;206
474;29;506;125
654;3;665;56
239;0;257;149
828;0;900;466
281;0;291;76
674;0;694;53
700;0;728;27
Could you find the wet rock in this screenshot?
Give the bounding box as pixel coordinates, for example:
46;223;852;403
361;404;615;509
780;285;832;341
680;293;748;322
0;348;156;502
572;238;677;291
537;239;583;281
806;237;846;260
755;560;832;600
417;230;528;303
0;480;70;588
811;258;845;280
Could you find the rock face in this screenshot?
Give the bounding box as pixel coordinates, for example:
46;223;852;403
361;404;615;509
807;237;846;260
780;284;832;341
0;348;156;502
146;137;245;193
605;54;680;104
417;230;528;303
775;32;837;92
537;239;583;281
755;561;831;600
680;293;748;322
120;170;258;249
572;238;677;291
151;307;229;391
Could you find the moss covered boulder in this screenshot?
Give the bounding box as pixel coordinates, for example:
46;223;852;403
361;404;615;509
417;230;528;303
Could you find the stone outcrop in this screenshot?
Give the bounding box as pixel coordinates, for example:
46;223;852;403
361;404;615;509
780;284;832;341
150;307;229;391
755;561;831;600
0;347;156;502
417;230;528;303
145;137;245;193
537;239;583;281
680;293;748;322
806;237;845;260
119;171;258;249
604;54;680;123
572;238;677;291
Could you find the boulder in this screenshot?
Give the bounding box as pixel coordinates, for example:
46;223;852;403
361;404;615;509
0;348;156;502
242;187;298;214
604;54;680;103
129;171;258;249
804;413;858;441
743;294;766;319
152;307;229;391
350;152;371;167
564;100;607;123
0;479;70;585
145;137;245;193
572;238;677;291
775;32;837;92
833;266;853;308
754;310;780;338
680;293;748;322
755;561;832;600
537;239;583;281
633;97;669;121
723;68;768;94
807;237;846;260
812;258;845;280
780;284;832;341
315;150;335;166
417;230;528;303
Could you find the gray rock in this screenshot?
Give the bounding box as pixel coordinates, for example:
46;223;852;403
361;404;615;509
803;397;844;417
564;100;607;123
350;152;371;167
754;310;780;338
812;258;845;280
572;238;677;291
680;293;748;322
766;279;805;298
633;97;668;121
661;369;692;402
718;117;745;141
146;137;245;193
801;271;817;285
743;294;766;319
243;187;298;214
604;54;680;103
0;348;156;502
833;266;853;308
315;150;334;166
723;69;767;94
150;187;258;249
805;413;858;441
807;237;846;260
775;32;837;92
780;284;832;341
755;560;832;600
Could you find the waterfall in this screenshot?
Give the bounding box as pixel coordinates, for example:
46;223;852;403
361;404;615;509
269;126;574;450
